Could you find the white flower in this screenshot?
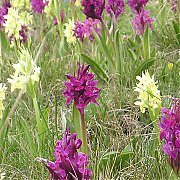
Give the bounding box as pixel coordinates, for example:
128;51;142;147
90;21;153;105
64;19;76;44
8;48;40;92
0;84;6;119
134;70;161;114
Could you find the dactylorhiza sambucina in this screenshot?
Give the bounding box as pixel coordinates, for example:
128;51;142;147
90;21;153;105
0;0;10;28
128;0;148;13
159;99;180;174
0;83;7;119
81;0;105;20
64;63;100;115
64;19;77;44
132;9;153;35
134;70;161;115
3;7;32;45
31;0;48;14
105;0;125;19
11;0;30;10
7;48;40;93
37;130;92;180
74;18;101;42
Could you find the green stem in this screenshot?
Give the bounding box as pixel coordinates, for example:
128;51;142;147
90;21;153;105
101;19;116;56
73;105;88;154
80;113;88;154
29;81;43;156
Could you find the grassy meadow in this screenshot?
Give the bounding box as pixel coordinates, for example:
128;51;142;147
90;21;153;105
0;0;180;179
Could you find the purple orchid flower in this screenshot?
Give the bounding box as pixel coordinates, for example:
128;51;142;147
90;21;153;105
64;63;100;115
45;130;92;180
0;0;10;28
159;98;180;173
74;18;101;42
105;0;125;19
81;0;105;20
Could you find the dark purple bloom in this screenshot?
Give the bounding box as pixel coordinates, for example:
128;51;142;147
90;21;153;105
127;0;148;13
159;98;180;173
46;130;92;180
105;0;125;19
64;63;100;115
0;0;10;28
53;10;65;26
31;0;48;14
19;25;28;43
171;0;177;13
81;0;105;20
74;18;101;42
132;9;153;35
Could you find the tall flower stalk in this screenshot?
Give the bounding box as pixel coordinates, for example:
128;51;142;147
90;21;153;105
134;70;161;131
36;129;92;179
64;63;100;154
159;98;180;175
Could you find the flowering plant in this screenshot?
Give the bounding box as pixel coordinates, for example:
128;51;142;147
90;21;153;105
159;99;180;174
37;130;92;180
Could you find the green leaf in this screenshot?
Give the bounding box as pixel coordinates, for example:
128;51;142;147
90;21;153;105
132;58;155;80
128;48;137;61
20;117;37;156
101;144;133;169
172;20;180;45
81;54;109;82
143;26;150;59
114;29;124;75
0;104;10;147
0;31;10;50
93;32;115;68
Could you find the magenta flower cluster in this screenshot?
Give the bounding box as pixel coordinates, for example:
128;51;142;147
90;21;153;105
64;63;100;115
31;0;48;14
46;130;92;180
105;0;125;19
81;0;105;20
19;25;28;43
159;99;180;173
74;18;101;42
132;9;153;35
128;0;153;35
171;0;177;13
0;0;10;28
128;0;148;13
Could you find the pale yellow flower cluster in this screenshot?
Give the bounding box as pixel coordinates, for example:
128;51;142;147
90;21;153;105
3;8;32;45
64;19;76;44
8;48;40;92
75;0;81;6
0;84;7;119
134;70;161;114
11;0;30;9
